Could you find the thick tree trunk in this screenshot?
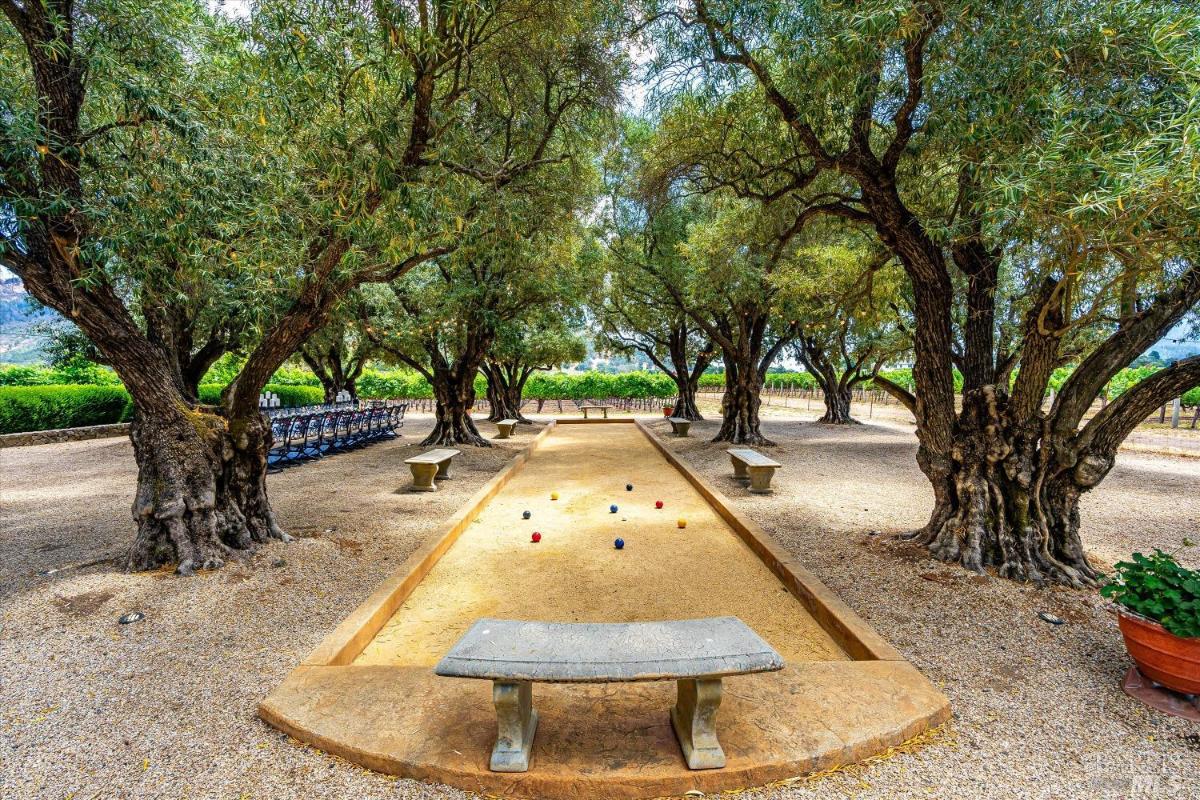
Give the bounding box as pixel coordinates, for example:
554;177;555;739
672;375;703;421
819;385;858;424
484;376;505;421
905;387;1099;587
425;375;490;447
125;407;286;575
483;364;533;423
715;363;771;445
495;382;532;423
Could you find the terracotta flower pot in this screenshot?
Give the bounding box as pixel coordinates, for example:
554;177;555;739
662;406;674;417
1116;610;1200;695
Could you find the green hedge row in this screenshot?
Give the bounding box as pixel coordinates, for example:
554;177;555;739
0;386;133;434
196;383;325;408
0;383;325;434
0;363;123;386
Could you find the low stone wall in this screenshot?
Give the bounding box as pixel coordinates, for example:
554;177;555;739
0;422;131;449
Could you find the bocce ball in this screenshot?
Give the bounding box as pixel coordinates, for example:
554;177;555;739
551;492;559;501
522;510;531;520
655;500;664;509
614;538;624;550
625;483;633;491
610;504;619;513
531;532;542;543
677;518;687;529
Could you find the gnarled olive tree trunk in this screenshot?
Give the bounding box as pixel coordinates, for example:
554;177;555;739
818;385;856;425
907;387;1097;586
126;406;284;575
708;313;795;445
795;335;862;425
666;332;711;422
715;358;770;445
481;362;534;423
893;267;1200;587
671;374;703;421
426;372;489;446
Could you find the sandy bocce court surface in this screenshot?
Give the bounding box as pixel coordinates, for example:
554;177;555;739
356;422;848;666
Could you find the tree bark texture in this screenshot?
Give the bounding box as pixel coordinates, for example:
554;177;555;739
425;372;489;446
672;374;704;421
481;362;535;423
125;405;286;575
796;335;862;425
715;358;770;445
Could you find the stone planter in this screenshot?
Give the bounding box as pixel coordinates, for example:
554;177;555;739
1116;610;1200;695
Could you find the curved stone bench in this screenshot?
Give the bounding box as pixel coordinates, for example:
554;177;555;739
434;616;783;772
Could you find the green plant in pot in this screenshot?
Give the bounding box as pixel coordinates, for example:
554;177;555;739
1100;542;1200;695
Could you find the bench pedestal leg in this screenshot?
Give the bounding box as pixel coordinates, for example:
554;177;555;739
670;677;725;769
490;680;537;772
435;459;454;480
747;467;775;494
730;455;750;483
408;463;438;492
496;425;512;439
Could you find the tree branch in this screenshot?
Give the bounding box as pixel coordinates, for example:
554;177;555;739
1053;262;1200;436
1076;356;1200;457
872;372;916;414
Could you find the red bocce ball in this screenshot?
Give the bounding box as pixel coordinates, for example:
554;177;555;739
655;500;664;509
531;532;542;543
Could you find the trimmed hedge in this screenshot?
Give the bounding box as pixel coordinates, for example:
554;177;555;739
0;383;324;434
196;383;324;408
0;385;133;434
0;363;123;386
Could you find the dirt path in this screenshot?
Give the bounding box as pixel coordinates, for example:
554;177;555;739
1;412;1197;799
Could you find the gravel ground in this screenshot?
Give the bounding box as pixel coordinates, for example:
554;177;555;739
1;412;1198;799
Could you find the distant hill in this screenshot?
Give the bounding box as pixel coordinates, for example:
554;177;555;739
0;273;55;364
1149;336;1200;363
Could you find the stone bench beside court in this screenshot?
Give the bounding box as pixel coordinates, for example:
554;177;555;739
494;419;519;439
727;448;782;494
580;404;611;419
667;416;691;437
434;616;783;772
403;448;460;491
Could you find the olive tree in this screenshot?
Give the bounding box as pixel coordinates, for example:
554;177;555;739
1;0;620;573
652;0;1200;584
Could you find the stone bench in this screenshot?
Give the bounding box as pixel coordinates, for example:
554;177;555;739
434;616;783;772
727;448;782;494
403;448;460;491
580;404;610;419
494;419;519;439
667;416;691;437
